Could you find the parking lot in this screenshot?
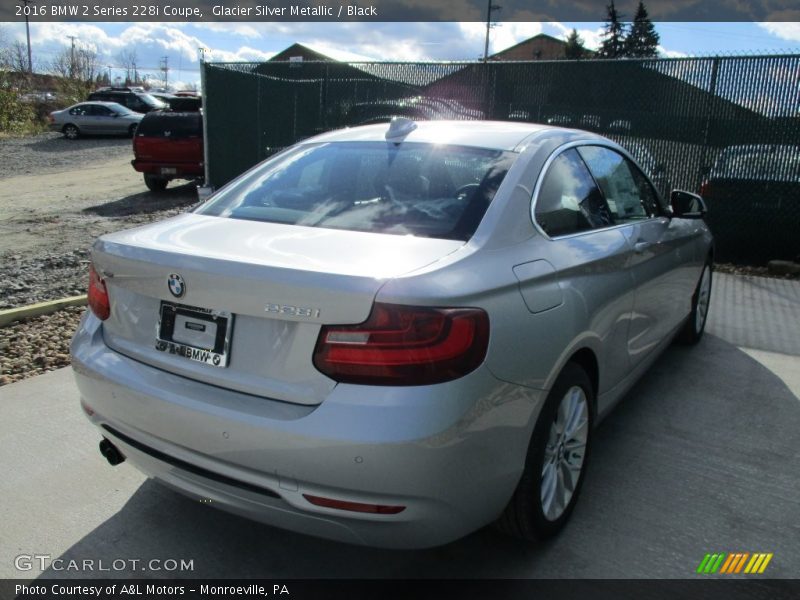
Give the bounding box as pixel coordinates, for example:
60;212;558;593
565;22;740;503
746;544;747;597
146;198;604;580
1;271;798;579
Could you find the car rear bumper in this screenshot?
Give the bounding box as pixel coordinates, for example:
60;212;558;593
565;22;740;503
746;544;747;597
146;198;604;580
131;159;203;177
71;312;544;548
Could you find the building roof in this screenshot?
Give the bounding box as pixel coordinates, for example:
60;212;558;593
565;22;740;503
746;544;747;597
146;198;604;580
268;43;336;62
489;33;591;61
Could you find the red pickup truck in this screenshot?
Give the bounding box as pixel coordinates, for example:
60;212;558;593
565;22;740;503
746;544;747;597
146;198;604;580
132;111;204;191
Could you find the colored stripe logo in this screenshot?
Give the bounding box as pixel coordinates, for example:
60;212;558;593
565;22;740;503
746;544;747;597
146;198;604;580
696;552;773;574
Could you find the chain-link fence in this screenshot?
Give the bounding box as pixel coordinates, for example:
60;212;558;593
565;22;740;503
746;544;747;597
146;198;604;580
203;55;800;265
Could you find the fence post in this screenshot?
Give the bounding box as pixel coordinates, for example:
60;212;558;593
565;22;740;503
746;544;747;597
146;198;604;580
699;57;720;186
199;61;212;194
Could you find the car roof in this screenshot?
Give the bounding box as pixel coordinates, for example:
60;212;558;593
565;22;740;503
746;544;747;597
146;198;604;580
74;101;127;108
304;120;565;152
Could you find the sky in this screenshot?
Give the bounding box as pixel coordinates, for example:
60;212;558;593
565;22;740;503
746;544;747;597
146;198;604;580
1;20;799;90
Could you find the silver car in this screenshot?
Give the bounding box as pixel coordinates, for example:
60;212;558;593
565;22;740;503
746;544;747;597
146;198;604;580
48;101;144;139
71;119;713;548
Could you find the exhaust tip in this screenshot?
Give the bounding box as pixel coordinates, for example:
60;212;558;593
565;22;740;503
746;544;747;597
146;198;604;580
99;438;125;466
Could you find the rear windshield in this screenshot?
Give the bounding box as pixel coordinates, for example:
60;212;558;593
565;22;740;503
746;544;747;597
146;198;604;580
136;112;202;137
139;93;168;109
196;142;516;240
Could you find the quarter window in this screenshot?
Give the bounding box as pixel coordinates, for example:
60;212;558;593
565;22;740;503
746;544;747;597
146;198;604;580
534;149;612;237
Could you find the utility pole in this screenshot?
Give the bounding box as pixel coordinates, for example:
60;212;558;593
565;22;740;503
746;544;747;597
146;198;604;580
67;35;78;78
483;0;501;63
160;56;169;90
20;0;34;74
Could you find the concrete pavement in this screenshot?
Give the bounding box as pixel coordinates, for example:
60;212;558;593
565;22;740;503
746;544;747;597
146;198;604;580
1;272;798;579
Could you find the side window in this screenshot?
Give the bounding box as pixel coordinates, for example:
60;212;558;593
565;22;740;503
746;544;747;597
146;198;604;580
577;146;659;222
93;105;112;117
629;164;662;216
69;106;88;116
534;149;613;237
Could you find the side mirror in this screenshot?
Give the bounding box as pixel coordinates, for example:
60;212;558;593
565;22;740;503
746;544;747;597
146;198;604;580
671;190;707;219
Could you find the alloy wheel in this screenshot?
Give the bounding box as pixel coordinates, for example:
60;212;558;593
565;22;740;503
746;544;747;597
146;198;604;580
541;385;589;521
695;266;711;333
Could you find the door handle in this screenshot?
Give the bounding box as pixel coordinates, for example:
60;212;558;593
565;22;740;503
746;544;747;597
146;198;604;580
634;241;651;253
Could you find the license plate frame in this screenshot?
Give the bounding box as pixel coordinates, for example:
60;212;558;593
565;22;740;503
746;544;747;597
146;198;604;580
156;301;233;368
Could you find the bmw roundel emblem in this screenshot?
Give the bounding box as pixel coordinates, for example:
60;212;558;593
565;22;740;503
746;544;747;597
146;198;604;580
167;273;185;298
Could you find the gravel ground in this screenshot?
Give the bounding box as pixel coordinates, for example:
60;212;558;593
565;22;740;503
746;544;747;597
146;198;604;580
1;132;199;386
0;131;135;179
0;306;85;386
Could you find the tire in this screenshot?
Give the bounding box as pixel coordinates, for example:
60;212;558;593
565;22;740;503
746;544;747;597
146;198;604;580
496;362;593;541
144;174;168;192
676;259;712;345
63;124;79;140
128;123;138;137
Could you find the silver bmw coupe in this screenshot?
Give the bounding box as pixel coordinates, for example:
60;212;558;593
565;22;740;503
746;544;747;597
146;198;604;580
71;119;713;548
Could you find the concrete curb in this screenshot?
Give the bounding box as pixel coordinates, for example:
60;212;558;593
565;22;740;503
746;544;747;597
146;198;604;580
0;295;87;327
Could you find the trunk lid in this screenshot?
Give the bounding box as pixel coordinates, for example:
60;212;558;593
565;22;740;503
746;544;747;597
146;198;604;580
93;213;464;405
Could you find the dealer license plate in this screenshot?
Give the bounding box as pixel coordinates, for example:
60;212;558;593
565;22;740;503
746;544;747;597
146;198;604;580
156;301;233;368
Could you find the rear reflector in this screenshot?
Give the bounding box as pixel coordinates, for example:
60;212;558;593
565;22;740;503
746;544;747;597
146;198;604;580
313;302;489;386
87;263;110;321
303;494;406;515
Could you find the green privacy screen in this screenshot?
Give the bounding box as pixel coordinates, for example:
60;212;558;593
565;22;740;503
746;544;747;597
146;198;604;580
204;55;800;264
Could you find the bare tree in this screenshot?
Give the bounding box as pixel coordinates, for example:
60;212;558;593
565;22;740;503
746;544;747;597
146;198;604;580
49;47;72;79
7;41;31;73
77;47;100;82
50;44;101;82
0;26;8;69
116;48;138;84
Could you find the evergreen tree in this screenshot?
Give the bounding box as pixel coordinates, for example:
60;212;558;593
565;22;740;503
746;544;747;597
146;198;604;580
597;1;627;59
625;1;660;57
564;29;587;60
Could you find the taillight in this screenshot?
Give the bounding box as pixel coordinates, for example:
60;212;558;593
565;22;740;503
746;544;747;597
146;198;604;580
699;180;710;198
87;263;110;320
313;303;489;386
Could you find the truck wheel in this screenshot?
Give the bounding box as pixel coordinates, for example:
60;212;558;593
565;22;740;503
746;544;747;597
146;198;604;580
144;174;168;192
